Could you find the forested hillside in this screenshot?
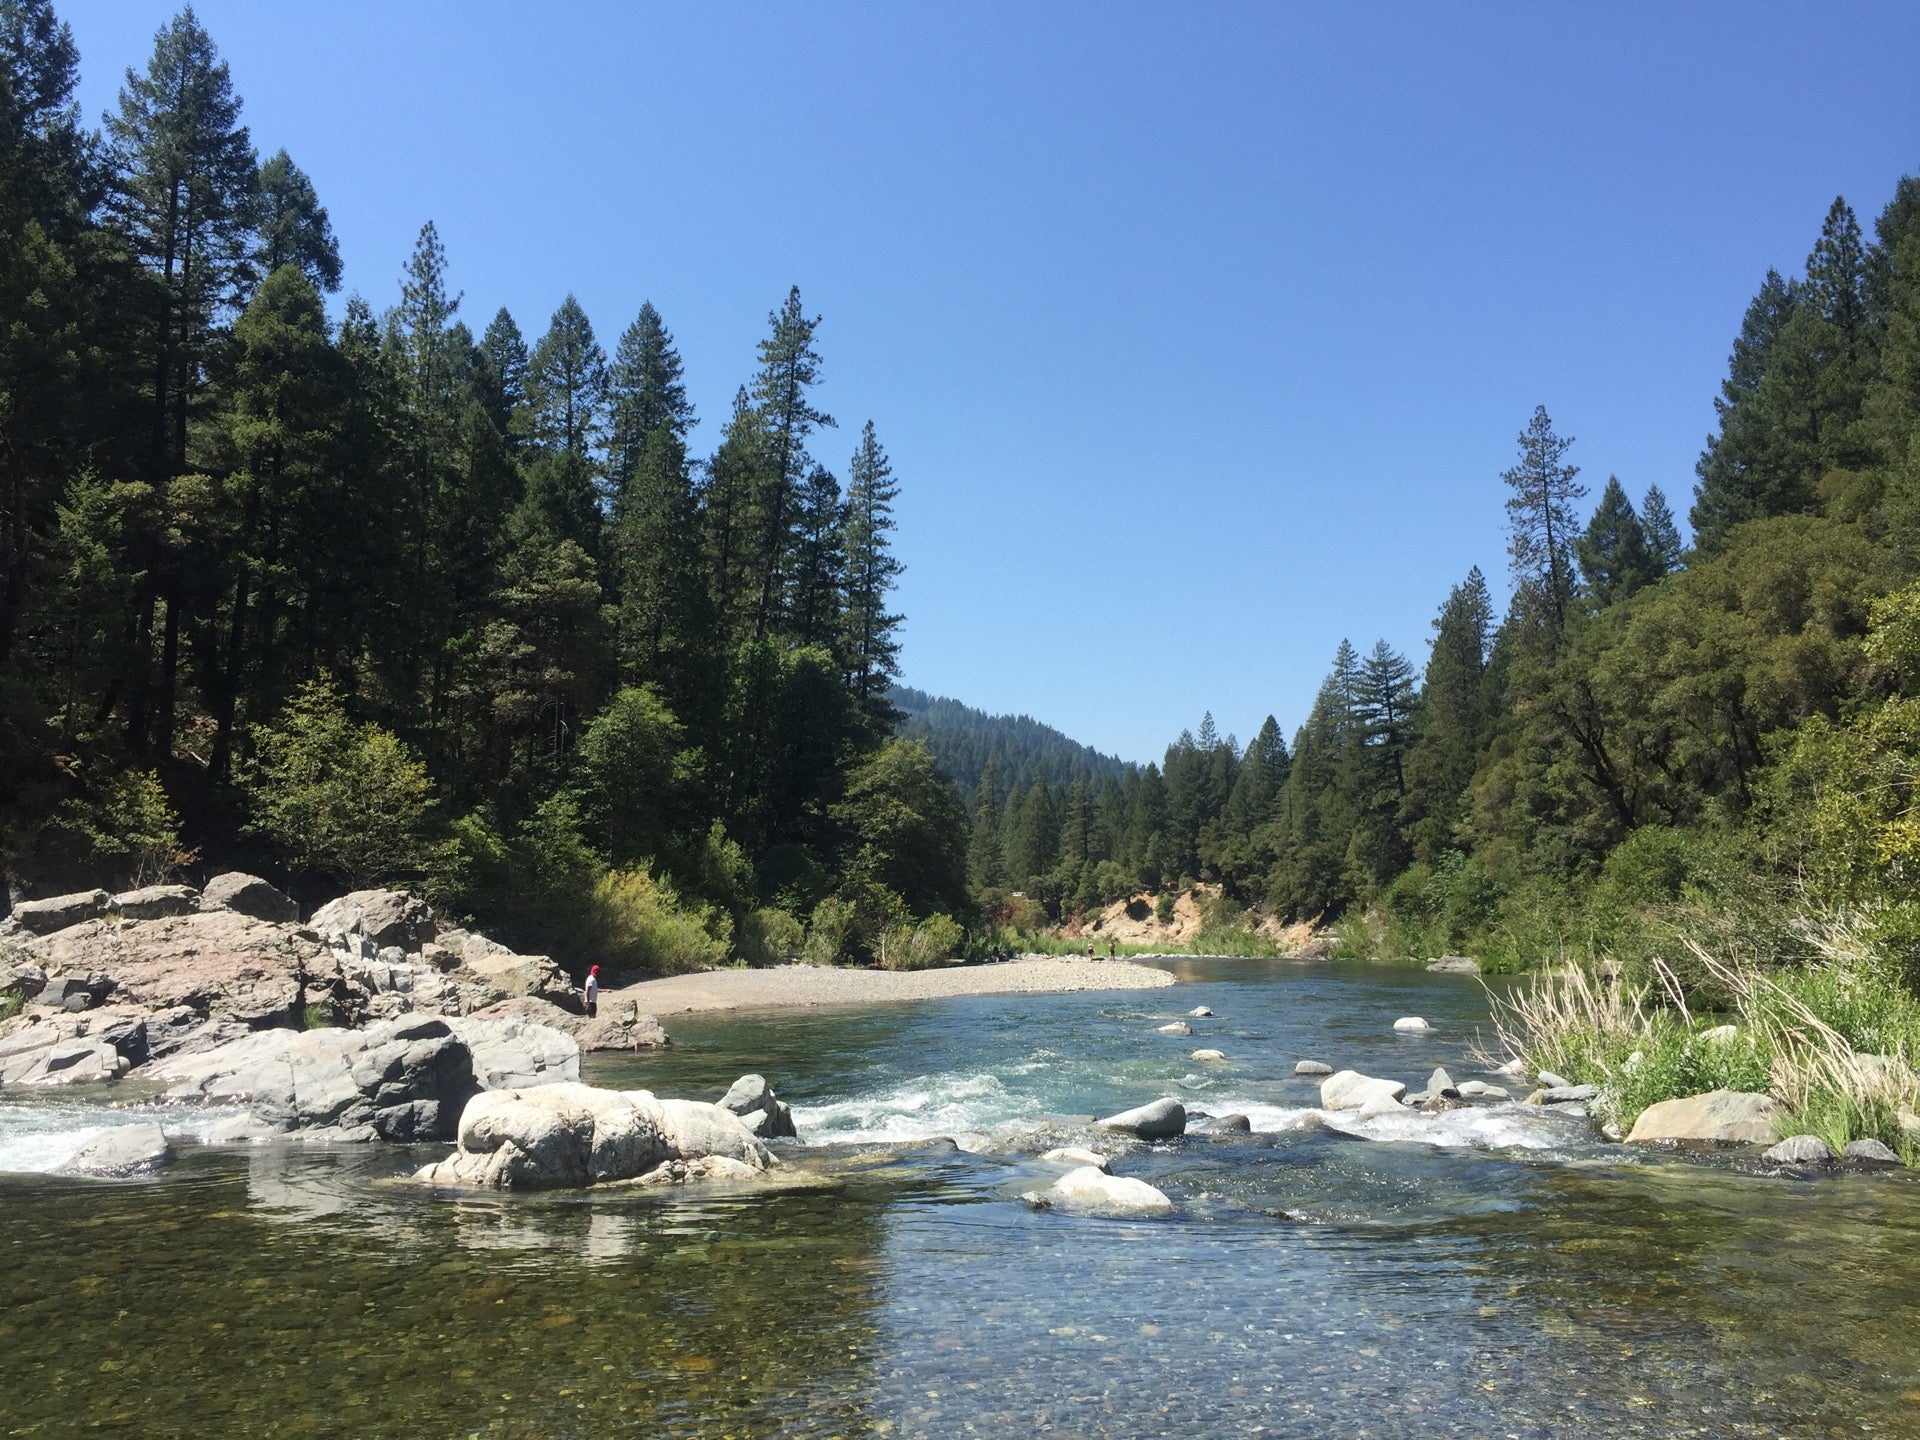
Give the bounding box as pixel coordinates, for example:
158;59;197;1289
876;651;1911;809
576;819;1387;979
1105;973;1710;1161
970;178;1920;972
890;687;1133;793
0;2;970;969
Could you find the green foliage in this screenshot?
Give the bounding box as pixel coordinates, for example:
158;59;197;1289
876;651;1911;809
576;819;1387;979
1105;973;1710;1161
737;906;805;967
52;767;187;885
579;867;731;975
1154;892;1176;924
0;988;25;1025
245;679;454;889
878;912;964;970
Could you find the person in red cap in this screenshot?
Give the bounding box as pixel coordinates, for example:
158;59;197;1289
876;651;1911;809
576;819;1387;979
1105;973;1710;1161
584;964;600;1019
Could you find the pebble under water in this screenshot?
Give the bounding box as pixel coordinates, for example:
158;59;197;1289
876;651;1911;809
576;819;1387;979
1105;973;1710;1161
4;956;1920;1438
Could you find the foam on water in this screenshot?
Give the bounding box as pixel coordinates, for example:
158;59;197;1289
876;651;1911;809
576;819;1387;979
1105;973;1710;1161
1223;1098;1578;1152
793;1070;1045;1143
0;1099;244;1174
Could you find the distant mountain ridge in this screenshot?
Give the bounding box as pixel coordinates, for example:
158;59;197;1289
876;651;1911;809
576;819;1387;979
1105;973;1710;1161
890;686;1136;795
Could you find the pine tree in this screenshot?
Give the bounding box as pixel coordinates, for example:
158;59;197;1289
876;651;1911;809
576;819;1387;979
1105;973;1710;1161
251;148;340;292
787;463;844;650
475;307;528;447
1401;567;1497;861
1502;405;1585;634
1576;476;1658;606
521;295;606;553
105;7;258;471
748;286;833;639
1640;484;1684;574
607;302;693;499
840;420;903;724
1691;269;1801;549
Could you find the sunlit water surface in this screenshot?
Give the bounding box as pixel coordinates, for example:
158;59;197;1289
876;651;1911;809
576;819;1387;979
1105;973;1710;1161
4;957;1918;1437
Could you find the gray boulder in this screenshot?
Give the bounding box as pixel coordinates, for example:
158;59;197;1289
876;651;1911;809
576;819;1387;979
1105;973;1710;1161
151;1015;511;1141
1320;1070;1407;1110
0;1019;127;1084
57;1123;173;1177
1189;1112;1251;1135
1155;1020;1192;1036
1040;1146;1109;1171
1542;1084;1599;1104
200;872;299;924
466;995;668;1051
13;890;108;935
448;1014;580;1090
458;948;579;1011
1425;955;1480;974
1626;1089;1781;1145
1187;1006;1213;1017
413;1081;772;1190
1763;1134;1835;1165
1537;1070;1573;1089
1393;1016;1432;1033
110;885;199;921
1189;1048;1227;1063
1844;1138;1903;1166
1028;1165;1173;1216
1095;1097;1187;1138
309;889;437;951
719;1073;798;1139
1294;1060;1333;1076
33;974;111;1011
1457;1081;1510;1100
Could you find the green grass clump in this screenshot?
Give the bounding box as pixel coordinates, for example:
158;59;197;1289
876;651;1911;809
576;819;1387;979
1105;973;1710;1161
0;986;25;1024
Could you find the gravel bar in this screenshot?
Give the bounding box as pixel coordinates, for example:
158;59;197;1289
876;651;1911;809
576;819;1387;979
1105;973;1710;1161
610;955;1178;1014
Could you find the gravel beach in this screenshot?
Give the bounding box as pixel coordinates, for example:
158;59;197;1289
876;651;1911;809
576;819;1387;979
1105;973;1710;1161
610;955;1179;1014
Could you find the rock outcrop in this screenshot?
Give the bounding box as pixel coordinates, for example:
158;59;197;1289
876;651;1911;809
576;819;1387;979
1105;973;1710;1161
413;1081;773;1189
309;889;438;951
11;890;109;935
201;872;299;924
719;1073;797;1138
1625;1089;1781;1145
109;885;199;920
1095;1097;1186;1138
0;1014;134;1084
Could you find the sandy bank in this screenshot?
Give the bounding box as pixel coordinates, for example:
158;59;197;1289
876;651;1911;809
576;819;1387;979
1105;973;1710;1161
610;955;1178;1015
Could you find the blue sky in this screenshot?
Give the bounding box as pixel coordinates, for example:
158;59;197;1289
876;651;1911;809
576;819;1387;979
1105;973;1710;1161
63;2;1920;763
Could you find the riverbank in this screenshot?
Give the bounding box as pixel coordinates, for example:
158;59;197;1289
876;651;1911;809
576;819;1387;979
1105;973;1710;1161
610;954;1178;1014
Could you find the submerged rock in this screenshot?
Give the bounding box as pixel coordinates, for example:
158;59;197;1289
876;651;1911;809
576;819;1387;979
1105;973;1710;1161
1425;955;1479;974
1187;1006;1214;1017
1096;1097;1187;1138
201;872;299;924
1541;1084;1598;1104
1189;1048;1227;1062
413;1081;772;1189
1763;1134;1835;1165
1030;1165;1173;1216
1626;1089;1781;1145
1458;1081;1509;1099
56;1123;173;1177
1040;1146;1110;1171
1393;1017;1432;1033
1293;1060;1333;1076
1156;1020;1192;1036
1190;1112;1251;1134
1319;1070;1407;1110
719;1073;797;1139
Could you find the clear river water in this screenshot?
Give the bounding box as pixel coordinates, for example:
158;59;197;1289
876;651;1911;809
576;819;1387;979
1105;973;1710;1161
3;955;1918;1438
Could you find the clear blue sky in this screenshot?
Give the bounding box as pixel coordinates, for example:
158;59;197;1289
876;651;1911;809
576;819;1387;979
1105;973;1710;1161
63;2;1920;763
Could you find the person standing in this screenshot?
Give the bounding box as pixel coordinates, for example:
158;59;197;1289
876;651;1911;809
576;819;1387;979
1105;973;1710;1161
584;964;600;1018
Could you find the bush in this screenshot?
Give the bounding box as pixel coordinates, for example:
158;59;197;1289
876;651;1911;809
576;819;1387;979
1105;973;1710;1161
53;767;190;886
738;906;804;967
246;678;455;888
879;912;964;970
802;896;857;966
580;867;731;975
1154;892;1176;924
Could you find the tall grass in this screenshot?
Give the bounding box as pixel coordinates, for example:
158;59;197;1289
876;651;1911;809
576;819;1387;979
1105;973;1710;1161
1486;913;1920;1157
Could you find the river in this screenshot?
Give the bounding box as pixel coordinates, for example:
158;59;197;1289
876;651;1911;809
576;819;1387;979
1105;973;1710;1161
2;956;1916;1437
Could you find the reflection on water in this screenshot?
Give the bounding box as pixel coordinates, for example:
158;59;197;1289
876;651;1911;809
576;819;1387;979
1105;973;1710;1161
3;957;1920;1436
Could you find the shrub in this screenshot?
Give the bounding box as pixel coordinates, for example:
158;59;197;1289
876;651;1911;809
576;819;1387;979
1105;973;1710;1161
1154;892;1176;925
245;679;455;888
53;767;190;886
802;896;857;966
580;867;731;975
738;906;804;967
879;912;964;970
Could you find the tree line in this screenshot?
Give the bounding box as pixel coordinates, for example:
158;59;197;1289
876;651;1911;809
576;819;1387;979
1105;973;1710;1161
970;174;1920;970
0;2;970;969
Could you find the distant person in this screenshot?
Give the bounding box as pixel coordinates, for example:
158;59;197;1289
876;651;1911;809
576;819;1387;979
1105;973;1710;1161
584;964;600;1018
1108;937;1117;961
1087;940;1096;962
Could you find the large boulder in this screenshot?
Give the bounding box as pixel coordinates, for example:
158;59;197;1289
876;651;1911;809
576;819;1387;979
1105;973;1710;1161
1763;1134;1834;1165
1626;1089;1782;1145
466;995;665;1051
309;889;436;951
13;890;108;935
1095;1097;1187;1138
201;872;299;924
152;1015;497;1141
110;885;199;921
0;1017;128;1084
57;1123;173;1177
1320;1070;1408;1110
1029;1165;1173;1216
719;1073;797;1139
413;1081;772;1189
25;909;331;1029
457;948;578;1011
446;1014;580;1090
